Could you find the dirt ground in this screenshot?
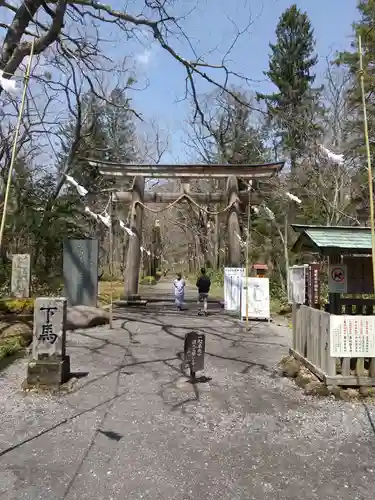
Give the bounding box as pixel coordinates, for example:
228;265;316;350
0;300;374;500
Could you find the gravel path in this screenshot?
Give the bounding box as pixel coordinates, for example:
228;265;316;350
0;306;374;500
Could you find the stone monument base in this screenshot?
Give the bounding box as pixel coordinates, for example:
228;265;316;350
121;294;141;301
117;295;148;307
26;355;70;388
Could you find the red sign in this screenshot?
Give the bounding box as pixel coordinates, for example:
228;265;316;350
331;267;345;283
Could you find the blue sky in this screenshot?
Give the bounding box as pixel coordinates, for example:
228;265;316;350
125;0;359;162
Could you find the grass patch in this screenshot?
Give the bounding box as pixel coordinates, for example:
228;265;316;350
98;280;124;304
209;283;223;299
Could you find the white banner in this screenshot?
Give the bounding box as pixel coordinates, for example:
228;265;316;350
224;267;245;311
241;277;270;320
330;315;375;357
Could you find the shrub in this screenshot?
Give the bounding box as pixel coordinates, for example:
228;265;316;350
0;298;34;314
0;336;25;361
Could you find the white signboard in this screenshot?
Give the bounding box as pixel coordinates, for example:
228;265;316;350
224;267;245;311
241;277;270;320
288;265;307;304
330;315;375;357
328;264;347;294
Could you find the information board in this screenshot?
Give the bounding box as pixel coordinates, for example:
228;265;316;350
330;315;375;357
224;267;245;311
288;265;307;304
241;277;270;320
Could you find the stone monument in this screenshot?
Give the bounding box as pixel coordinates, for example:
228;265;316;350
63;239;99;307
26;297;70;388
11;254;31;298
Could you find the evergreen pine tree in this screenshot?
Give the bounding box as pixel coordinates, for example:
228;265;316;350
258;4;320;171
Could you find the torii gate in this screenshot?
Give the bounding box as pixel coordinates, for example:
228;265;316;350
89;161;285;299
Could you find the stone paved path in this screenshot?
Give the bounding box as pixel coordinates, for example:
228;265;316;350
140;277;221;302
0;297;375;499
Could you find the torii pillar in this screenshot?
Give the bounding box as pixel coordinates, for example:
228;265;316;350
226;175;241;267
123;176;145;299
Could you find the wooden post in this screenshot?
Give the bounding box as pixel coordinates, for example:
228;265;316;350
151;220;161;276
124;176;145;299
226;175;241;267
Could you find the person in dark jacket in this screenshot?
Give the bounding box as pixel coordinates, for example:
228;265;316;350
196;268;211;315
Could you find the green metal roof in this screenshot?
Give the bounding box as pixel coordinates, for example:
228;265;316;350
291;224;372;254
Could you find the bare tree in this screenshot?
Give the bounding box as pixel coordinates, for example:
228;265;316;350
0;1;258;122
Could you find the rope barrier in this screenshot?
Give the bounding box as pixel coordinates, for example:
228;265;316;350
134;193;238;216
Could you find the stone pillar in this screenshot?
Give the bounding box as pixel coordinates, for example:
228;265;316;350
11;254;30;298
226;175;241;267
124;176;145;299
26;297;70;388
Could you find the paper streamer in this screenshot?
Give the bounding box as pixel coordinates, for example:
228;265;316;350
98;212;111;227
0;71;18;95
64;174;88;197
263;206;275;220
286;192;302;204
235;232;246;247
119;220;135;237
84;206;98;221
319;144;344;165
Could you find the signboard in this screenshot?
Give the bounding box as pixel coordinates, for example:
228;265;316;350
224;267;245;311
328;264;347;294
184;331;205;375
330;315;375;357
288;265;307;304
241;277;270;320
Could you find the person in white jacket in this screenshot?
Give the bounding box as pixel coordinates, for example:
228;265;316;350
173;272;186;311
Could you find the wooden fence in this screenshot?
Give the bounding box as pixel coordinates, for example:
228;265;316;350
291;304;375;386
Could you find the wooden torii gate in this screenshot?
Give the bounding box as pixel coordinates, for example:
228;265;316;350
90;161;285;299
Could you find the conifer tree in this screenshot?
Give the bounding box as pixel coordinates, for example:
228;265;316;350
258;4;320;171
